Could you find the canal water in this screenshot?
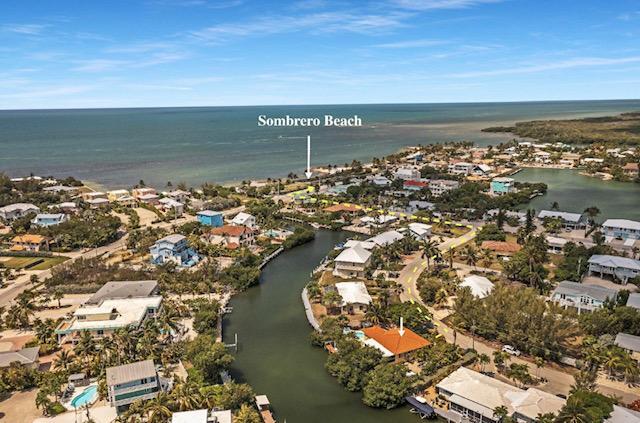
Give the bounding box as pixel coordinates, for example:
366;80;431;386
223;230;422;423
513;168;640;221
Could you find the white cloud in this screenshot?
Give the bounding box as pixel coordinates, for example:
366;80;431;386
2;23;48;35
0;85;96;100
390;0;502;10
451;56;640;78
72;59;129;72
374;39;448;48
618;11;640;21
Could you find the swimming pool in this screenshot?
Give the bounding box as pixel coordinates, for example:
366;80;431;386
70;385;98;408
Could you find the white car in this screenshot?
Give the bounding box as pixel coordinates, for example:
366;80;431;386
502;345;521;356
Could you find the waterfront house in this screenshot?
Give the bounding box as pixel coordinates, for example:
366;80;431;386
158;198;184;217
0;346;39;370
408;223;432;241
107;189;130;202
106;360;163;413
208;224;256;249
31;213;68;227
436;367;565;423
372;175;392;186
82;191;107;201
448;162;492;176
333;244;372;278
623;162;639;178
150;234;200;267
429;179;460;196
587;255;640;284
484;209;526;224
627;293;640;311
172;409;232;423
0;203;40;222
489;177;516;196
361;325;430;362
550;281;617;313
460;275;494;299
116;195;137;207
231;212;257;228
335;281;372;314
614;333;640;361
394;167;421;180
132;187;157;199
137;193;160;205
367;230;404;247
537;210;586;230
197;210;224;227
10;234;50;252
85;198;110;209
86;280;159;305
166;189;191;202
546;236;569;254
602;219;640;241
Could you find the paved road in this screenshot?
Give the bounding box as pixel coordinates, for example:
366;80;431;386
396;252;639;403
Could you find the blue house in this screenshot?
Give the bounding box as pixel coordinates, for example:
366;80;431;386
31;213;68;227
197;210;224;227
150;234;199;267
490;177;515;196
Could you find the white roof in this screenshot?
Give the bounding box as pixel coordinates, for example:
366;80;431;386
607;405;640;422
364;338;394;357
335;244;372;264
68;296;162;332
335;282;372;305
232;212;254;225
172;409;208;423
367;230;404;246
538;210;583;223
344;240;376;250
460;275;494;299
156;234;186;244
627;293;640;310
0;203;39;212
588;255;640;271
546;236;569;246
409;223;432;237
603;219;640;231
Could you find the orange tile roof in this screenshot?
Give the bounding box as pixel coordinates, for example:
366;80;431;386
324;204;360;213
12;234;47;244
210;225;253;237
362;326;430;355
623;162;639;171
480;240;521;253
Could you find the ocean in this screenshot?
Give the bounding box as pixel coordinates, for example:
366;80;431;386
1;100;640;189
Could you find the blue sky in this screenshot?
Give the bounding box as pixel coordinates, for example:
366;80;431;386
1;0;639;109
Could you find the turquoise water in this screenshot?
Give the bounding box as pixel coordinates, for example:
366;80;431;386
70;385;98;408
1;100;640;188
513;168;640;221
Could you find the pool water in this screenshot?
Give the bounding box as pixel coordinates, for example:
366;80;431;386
70;385;98;408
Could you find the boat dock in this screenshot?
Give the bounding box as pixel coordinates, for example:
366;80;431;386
255;395;276;423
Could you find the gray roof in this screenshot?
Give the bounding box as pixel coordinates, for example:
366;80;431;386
538;210;584;223
552;281;617;302
106;359;156;386
627;293;640;310
615;333;640;353
588;255;640;271
602;219;640;231
0;347;39;368
156;234;186;244
367;230;404;246
87;280;158;305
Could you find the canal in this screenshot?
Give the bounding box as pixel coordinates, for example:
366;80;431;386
223;230;422;423
513;168;640;221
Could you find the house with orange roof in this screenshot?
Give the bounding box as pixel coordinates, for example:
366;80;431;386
10;234;50;252
206;224;255;248
362;325;430;362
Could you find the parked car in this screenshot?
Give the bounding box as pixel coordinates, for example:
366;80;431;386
502;345;521;356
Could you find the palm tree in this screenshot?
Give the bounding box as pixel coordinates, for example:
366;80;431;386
478;353;490;372
421;239;439;268
479;248;493;268
493;405;509;422
143;393;172;423
365;302;385;326
555;399;590;423
54;350;74;370
534;356;545;379
461;244;478;269
53;289;64;308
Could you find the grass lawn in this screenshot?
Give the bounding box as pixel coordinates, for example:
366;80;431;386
1;255;69;270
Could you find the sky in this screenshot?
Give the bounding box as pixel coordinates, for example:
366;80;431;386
1;0;639;109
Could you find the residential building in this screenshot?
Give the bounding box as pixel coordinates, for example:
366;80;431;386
403;179;429;191
623;162;639;178
367;230;404;247
588;255;640;284
197;210;224;227
138;193;160;205
448;162;492;176
132;187;157;199
489;177;516;195
602;219;640;240
10;234;50;252
537;210;586;229
394;167;421;180
627;293;640;311
546;236;568;254
107;189;130;202
550;281;617;313
333;244;372;278
408;223;432;240
31;213;68;227
0;347;39;370
207;225;256;249
86;198;110;209
52;202;79;213
0;203;40;222
460;275;494;299
371;175;391;186
334;281;372;314
166;189;191;202
150;234;200;267
106;360;163;413
82;191;107;201
231;212;257;228
86;280;159;305
172;409;232;423
607;405;640;423
361;325;430;362
429;179;459;196
436;367;565;423
55;296;162;344
614;333;640;361
158;198;184;216
408;201;435;213
484;209;526;224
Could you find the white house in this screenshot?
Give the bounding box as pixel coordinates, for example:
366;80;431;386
550;281;617;313
408;223;432;240
333;244;372;278
335;281;372;314
367;230;404;247
0;203;40;222
394;167;421;180
460;275;494;299
31;213;68;227
602;219;640;241
588;255;640;284
537;210;586;229
231;212;256;228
